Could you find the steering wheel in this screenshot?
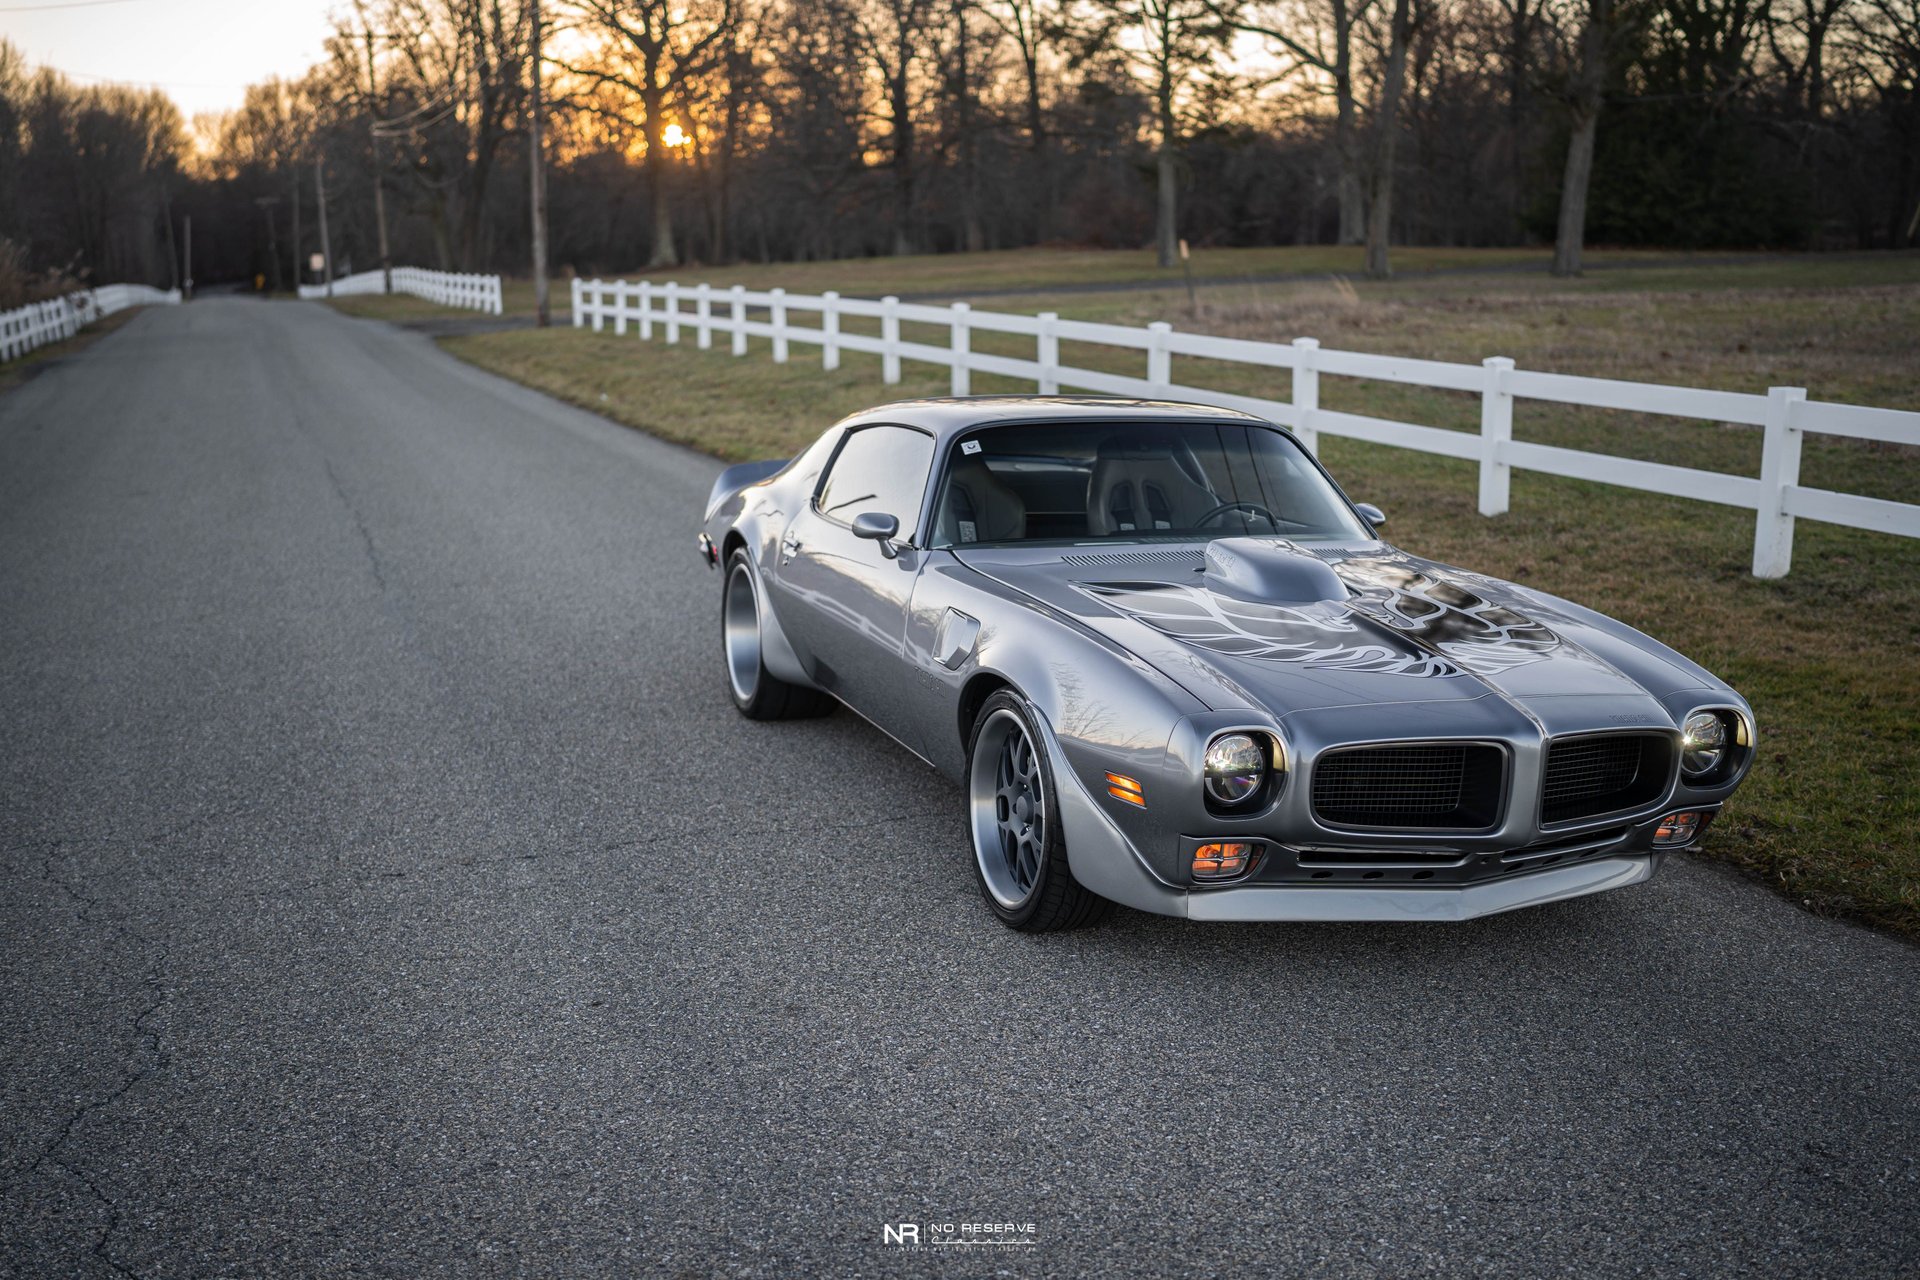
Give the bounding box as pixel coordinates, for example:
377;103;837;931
1195;501;1281;530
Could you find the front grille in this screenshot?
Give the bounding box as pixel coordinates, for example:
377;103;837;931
1541;733;1673;824
1311;743;1505;830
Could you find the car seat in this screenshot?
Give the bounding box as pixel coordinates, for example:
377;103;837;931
1086;434;1221;534
938;458;1028;544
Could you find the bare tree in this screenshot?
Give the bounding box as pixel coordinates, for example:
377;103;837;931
1211;0;1378;243
1844;0;1920;242
838;0;936;255
561;0;737;266
1551;0;1614;274
942;0;988;252
1493;0;1545;236
1363;0;1419;276
1767;0;1855;114
982;0;1067;238
358;0;531;270
1103;0;1228;266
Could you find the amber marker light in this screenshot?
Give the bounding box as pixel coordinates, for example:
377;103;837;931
1105;773;1146;807
1192;842;1256;880
1653;811;1711;847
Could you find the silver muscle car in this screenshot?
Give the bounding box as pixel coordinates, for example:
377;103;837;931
698;397;1754;931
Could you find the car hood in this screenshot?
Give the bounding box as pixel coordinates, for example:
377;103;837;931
953;537;1720;725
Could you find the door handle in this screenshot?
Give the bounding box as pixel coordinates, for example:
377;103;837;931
780;535;801;562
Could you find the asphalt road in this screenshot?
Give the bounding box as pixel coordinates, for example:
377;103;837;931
1;299;1915;1280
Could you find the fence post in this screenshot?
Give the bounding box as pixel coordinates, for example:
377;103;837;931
1147;321;1172;393
665;282;684;343
638;282;654;340
771;288;789;363
613;280;629;336
1479;356;1515;516
821;291;840;371
1290;337;1320;454
1752;386;1808;578
571;278;583;328
590;280;605;333
697;283;713;350
950;302;971;396
730;285;747;356
882;295;901;384
1037;312;1059;394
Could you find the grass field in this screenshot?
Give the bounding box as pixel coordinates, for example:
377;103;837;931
332;247;1920;938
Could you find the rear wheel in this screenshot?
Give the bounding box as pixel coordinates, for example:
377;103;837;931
721;550;832;720
966;691;1111;931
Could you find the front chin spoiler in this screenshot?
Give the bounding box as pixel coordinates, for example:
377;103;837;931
1181;855;1657;922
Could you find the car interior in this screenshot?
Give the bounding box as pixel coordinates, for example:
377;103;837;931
932;424;1362;546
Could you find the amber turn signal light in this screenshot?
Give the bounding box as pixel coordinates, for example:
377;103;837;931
1653;810;1711;847
1192;842;1256;880
1105;773;1146;807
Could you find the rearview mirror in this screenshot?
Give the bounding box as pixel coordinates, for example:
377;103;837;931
1355;502;1387;529
852;511;901;557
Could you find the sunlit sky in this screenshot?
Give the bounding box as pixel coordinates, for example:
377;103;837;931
1;0;336;120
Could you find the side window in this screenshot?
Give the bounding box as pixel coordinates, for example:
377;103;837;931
815;426;935;538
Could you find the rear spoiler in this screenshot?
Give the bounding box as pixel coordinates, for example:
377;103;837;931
704;457;790;522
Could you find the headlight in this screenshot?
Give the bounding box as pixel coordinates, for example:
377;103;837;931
1204;733;1269;806
1682;711;1728;778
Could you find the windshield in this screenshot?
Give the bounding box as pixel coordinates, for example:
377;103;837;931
929;421;1371;547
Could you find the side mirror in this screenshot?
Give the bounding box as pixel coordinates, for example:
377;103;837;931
852;511;901;557
1354;502;1387;529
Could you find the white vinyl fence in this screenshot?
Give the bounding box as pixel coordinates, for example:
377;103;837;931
571;277;1920;579
0;283;181;364
299;266;503;315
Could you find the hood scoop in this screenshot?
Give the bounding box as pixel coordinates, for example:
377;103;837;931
1202;538;1350;604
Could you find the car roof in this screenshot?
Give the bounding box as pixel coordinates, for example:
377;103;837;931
831;395;1275;443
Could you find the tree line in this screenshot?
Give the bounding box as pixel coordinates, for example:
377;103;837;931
2;0;1917;296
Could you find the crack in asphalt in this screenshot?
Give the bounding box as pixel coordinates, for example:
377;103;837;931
322;457;388;593
22;846;172;1280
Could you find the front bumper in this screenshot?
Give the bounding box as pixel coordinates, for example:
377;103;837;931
1036;713;1672;923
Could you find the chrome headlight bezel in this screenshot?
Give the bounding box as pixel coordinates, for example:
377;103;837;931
1680;707;1750;785
1202;731;1285;810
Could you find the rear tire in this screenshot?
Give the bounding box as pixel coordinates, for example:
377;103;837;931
721;550;833;720
966;691;1112;932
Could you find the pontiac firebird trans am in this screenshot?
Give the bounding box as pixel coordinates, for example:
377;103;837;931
697;397;1755;932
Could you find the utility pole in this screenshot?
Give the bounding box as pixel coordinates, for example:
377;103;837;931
256;196;284;292
291;163;302;290
316;155;336;297
529;0;551;326
161;186;180;291
358;2;393;295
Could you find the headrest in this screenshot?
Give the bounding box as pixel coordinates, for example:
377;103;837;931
942;459;1027;544
1093;432;1209;486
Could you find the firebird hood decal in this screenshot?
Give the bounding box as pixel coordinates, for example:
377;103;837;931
1077;582;1468;678
1335;557;1567;677
959;544;1661;714
1077;554;1576;680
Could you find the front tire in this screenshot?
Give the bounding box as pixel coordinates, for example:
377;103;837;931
721;550;832;720
966;691;1111;931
